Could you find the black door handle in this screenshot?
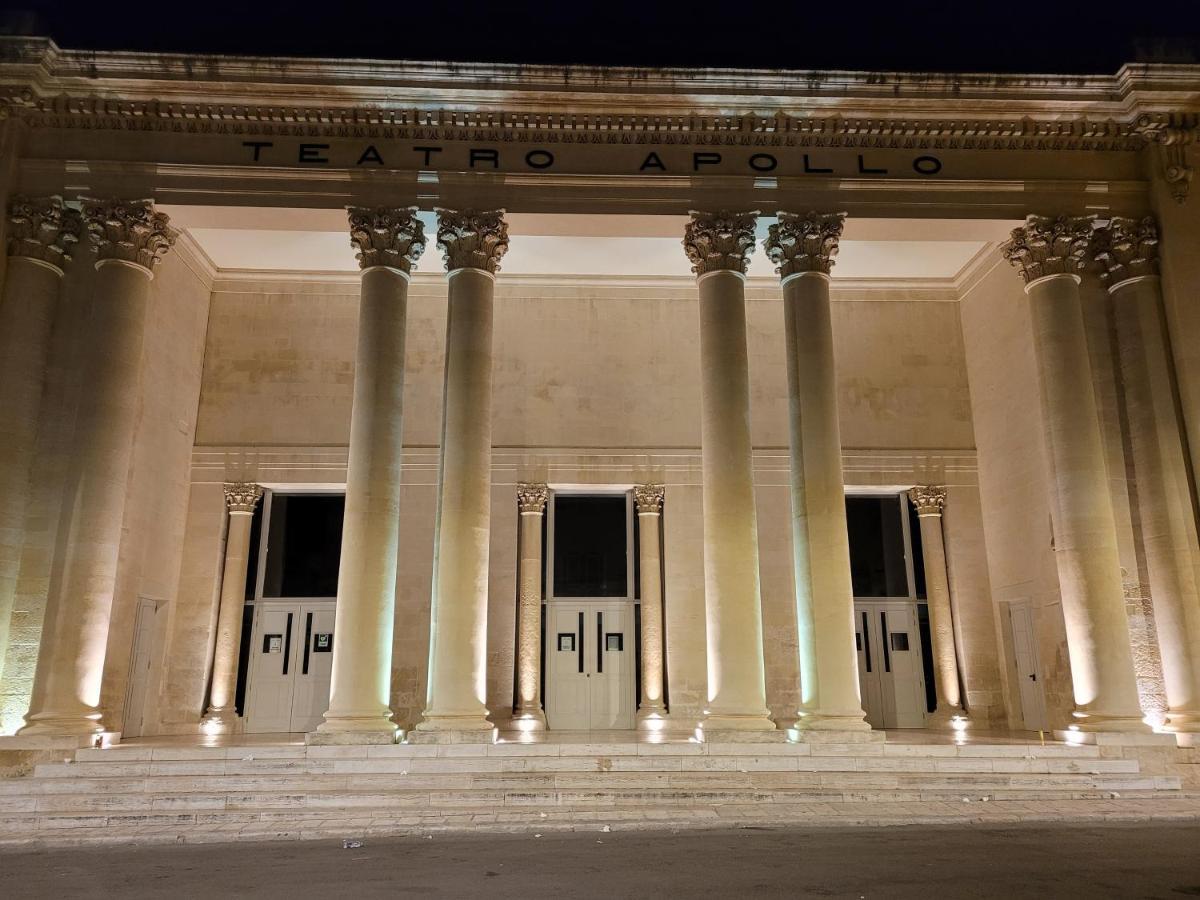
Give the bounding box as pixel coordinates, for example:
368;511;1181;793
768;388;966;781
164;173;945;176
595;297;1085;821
302;612;313;675
577;611;584;674
596;611;604;674
282;612;293;675
861;611;872;673
880;611;891;673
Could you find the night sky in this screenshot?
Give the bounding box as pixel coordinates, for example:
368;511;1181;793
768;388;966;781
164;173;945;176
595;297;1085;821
5;0;1200;75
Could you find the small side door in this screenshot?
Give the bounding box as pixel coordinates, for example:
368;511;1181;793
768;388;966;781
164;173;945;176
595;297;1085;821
878;602;927;729
1008;601;1048;731
589;602;635;730
855;604;885;729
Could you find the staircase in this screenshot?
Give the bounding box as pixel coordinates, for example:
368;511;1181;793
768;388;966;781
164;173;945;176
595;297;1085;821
0;737;1191;847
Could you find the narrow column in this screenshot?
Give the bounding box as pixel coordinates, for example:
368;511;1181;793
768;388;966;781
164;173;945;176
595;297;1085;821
683;211;774;732
513;483;548;730
909;485;967;724
414;210;508;740
20;199;175;737
764;212;870;734
0;197;81;677
201;483;263;733
1094;217;1200;740
1002;215;1148;733
634;484;667;724
314;208;426;742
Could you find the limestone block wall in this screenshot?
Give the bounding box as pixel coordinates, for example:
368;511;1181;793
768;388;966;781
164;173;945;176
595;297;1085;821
156;273;995;733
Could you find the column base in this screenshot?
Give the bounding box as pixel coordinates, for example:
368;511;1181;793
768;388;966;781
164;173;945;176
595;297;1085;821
926;706;969;729
410;713;497;744
1162;710;1200;734
1061;711;1153;736
1055;727;1177;747
17;711;106;740
788;718;885;744
307;728;401;746
700;712;778;735
793;709;873;733
510;708;547;733
199;707;241;736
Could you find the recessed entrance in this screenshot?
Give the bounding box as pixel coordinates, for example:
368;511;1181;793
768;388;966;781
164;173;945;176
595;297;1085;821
847;493;931;728
240;490;343;733
544;490;638;730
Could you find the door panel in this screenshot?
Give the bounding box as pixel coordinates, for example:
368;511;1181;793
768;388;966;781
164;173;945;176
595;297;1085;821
855;600;927;729
123;597;160;738
290;603;335;732
1008;602;1048;731
546;601;635;730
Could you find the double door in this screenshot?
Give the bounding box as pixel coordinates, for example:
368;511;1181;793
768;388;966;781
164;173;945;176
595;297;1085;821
854;599;927;729
244;600;335;733
545;600;636;730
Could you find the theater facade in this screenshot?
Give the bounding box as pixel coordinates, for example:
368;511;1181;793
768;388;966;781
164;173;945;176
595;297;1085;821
1;37;1200;756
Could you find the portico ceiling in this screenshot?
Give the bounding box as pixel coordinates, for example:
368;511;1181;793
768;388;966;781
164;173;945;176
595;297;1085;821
169;208;1012;282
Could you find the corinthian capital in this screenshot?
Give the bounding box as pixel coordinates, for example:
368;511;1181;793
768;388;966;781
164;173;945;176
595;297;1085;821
436;209;509;273
516;483;548;514
909;485;947;517
683;211;757;276
1092;217;1159;288
348;207;426;272
634;484;665;515
224;482;263;514
1001;215;1094;284
764;211;845;278
81;199;176;271
7;196;82;269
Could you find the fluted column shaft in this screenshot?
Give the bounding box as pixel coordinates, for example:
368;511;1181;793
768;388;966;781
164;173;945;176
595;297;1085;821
764;213;868;732
0;197;80;679
1003;215;1146;732
1095;217;1200;735
202;484;262;730
910;487;965;720
635;485;667;720
513;484;547;727
21;199;176;736
417;210;508;737
685;212;773;731
317;209;425;741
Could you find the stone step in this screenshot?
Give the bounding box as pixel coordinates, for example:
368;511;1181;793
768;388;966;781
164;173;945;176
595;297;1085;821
0;771;1179;811
28;752;1135;781
66;741;1104;763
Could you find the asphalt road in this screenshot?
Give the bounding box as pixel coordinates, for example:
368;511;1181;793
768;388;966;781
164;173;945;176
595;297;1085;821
3;822;1199;898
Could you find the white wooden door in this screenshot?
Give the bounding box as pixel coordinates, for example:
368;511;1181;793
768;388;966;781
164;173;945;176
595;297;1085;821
122;597;160;738
1008;601;1048;731
546;601;635;730
245;601;336;733
855;600;927;729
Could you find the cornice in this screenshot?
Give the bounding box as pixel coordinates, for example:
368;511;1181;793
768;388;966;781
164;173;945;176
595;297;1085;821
1;38;1198;151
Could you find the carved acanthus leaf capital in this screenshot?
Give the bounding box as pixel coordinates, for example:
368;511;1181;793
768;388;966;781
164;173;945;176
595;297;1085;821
81;199;177;271
1001;215;1094;284
683;211;757;276
516;483;549;514
910;485;947;517
224;482;263;514
7;196;82;268
634;484;665;514
1092;216;1159;287
436;209;509;273
763;211;845;277
348;207;426;272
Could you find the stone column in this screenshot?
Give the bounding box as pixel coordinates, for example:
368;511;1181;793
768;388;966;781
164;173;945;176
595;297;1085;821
1002;215;1148;733
1094;217;1200;739
414;210;508;740
909;485;967;723
683;211;774;732
201;483;263;732
313;208;426;742
513;483;548;730
0;197;81;679
20;199;175;737
764;212;870;735
634;484;667;723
